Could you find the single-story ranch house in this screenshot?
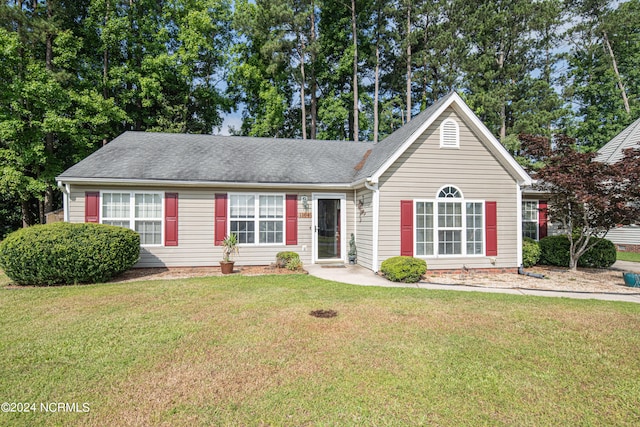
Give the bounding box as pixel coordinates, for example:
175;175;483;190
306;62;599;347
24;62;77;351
56;92;534;272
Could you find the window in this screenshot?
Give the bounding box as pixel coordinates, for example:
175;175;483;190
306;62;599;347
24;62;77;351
415;186;484;256
230;193;284;245
440;118;459;148
102;192;162;245
522;201;538;240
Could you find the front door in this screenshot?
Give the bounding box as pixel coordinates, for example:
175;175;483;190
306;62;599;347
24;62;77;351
313;194;346;262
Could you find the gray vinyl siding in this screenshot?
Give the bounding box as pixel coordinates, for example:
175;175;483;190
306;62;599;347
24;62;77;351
377;107;520;270
68;185;320;268
354;187;374;270
606;227;640;247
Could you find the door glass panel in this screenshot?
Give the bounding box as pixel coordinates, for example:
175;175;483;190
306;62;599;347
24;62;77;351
317;199;340;259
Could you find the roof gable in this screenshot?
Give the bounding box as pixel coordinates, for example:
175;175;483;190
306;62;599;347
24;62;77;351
356;92;531;186
596;116;640;164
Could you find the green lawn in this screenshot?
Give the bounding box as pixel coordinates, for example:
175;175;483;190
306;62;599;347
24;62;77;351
1;274;639;426
618;251;640;263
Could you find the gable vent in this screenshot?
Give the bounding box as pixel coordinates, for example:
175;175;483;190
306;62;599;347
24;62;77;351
440;119;459;148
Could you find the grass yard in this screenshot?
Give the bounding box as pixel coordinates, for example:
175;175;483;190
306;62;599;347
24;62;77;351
618;251;640;263
1;274;639;426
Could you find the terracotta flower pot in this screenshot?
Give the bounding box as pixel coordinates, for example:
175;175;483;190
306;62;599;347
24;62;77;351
220;261;235;274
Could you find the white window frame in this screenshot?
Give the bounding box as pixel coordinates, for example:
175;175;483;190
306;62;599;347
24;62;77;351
414;186;485;258
522;200;539;240
440;118;460;148
100;190;164;247
228;192;286;246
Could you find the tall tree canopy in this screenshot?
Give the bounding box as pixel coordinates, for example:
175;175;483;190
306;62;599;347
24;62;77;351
1;0;639;232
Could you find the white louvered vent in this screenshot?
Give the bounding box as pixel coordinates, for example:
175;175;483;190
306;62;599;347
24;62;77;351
440;119;459;148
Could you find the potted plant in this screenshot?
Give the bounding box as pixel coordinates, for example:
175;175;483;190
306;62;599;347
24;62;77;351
220;233;239;274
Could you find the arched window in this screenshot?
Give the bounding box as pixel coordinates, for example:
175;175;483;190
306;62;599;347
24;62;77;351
440;118;459;148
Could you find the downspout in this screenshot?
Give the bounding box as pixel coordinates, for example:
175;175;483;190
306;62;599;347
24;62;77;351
516;182;524;268
365;178;379;272
57;180;70;222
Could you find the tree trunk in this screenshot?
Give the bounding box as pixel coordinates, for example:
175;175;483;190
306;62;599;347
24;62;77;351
406;0;412;124
602;30;631;115
44;0;54;217
496;44;506;142
309;1;317;140
373;31;380;143
351;0;359;142
298;34;307;140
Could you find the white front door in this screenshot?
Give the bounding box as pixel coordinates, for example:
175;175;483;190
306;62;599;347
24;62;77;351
312;193;347;263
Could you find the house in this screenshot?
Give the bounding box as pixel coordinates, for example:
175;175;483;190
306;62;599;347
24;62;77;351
595;117;640;253
56;92;532;272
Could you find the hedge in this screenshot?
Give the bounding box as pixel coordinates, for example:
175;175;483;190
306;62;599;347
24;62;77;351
380;256;427;283
0;222;140;285
538;235;616;268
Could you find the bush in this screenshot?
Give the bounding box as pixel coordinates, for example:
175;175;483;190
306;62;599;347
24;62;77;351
579;237;616;268
522;237;541;267
539;235;616;268
0;222;140;285
380;256;427;283
539;235;570;267
276;251;300;269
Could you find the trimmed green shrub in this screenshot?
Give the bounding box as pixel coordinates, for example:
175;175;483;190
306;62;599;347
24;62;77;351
522;237;541;268
380;256;427;283
539;235;570;267
0;222;140;285
276;251;300;268
539;235;616;268
579;237;616;268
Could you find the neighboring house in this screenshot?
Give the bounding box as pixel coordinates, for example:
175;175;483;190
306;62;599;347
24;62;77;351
595;117;640;253
56;92;532;272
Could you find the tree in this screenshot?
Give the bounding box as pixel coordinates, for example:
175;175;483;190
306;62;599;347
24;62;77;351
565;0;640;150
520;133;640;270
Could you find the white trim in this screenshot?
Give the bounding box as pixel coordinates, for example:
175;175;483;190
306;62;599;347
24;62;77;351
521;199;539;241
413;197;486;258
100;190;165;247
370;92;532;186
312;193;347;264
57;177;354;190
517;184;524;266
227;192;286;247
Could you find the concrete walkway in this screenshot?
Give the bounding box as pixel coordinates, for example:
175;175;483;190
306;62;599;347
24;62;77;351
306;262;640;304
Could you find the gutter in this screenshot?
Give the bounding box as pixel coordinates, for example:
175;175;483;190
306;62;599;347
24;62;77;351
365;177;380;272
54;177;354;190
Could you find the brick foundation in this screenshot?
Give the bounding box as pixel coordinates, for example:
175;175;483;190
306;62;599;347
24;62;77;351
616;244;640;253
425;267;518;276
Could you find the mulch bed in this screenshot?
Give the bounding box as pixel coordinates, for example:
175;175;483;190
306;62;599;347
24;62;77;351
109;264;307;283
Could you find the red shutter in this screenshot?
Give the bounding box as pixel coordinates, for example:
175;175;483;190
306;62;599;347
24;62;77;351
165;193;178;246
400;200;414;256
486;201;498;256
85;192;100;223
538;201;548;239
214;193;227;246
286;194;298;245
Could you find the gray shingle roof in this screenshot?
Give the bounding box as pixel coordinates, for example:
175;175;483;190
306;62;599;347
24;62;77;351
58;132;374;185
595;116;640;164
58;92;529;187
